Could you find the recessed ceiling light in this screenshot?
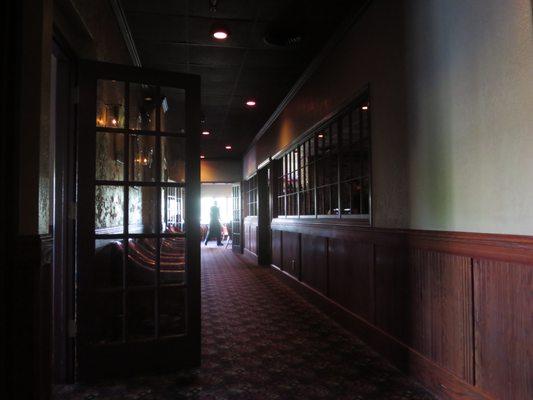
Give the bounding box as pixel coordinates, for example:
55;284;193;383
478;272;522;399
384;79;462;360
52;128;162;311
225;145;232;150
200;155;205;159
245;99;256;107
361;105;368;110
202;130;210;135
210;23;230;40
213;31;228;40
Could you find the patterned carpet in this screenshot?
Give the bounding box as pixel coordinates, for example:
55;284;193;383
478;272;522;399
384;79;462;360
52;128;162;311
55;245;435;400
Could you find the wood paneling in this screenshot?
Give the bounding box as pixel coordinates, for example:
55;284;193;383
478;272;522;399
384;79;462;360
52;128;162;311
271;220;531;399
329;239;374;322
271;229;282;268
409;249;473;383
271;266;493;400
474;260;533;399
300;234;327;294
282;231;300;278
244;218;258;255
374;245;410;342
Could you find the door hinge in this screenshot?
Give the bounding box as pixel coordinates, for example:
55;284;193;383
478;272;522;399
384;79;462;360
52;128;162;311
68;319;77;338
68;202;77;220
72;86;79;104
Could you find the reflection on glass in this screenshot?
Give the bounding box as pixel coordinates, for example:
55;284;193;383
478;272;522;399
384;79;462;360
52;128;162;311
127;289;155;340
129;83;157;131
362;178;370;214
129;135;156;182
94;239;123;288
126;238;156;286
95;185;124;234
159;287;186;336
96;80;125;128
351;180;362;214
162;187;185;232
96;132;124;181
160;238;186;285
160;87;185;133
90;291;123;344
129;186;158;233
162;136;185;183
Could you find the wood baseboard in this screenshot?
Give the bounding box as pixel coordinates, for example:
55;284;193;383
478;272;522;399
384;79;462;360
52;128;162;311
270;265;494;400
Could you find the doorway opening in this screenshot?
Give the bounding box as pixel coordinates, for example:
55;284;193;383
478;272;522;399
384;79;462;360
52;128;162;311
201;183;236;248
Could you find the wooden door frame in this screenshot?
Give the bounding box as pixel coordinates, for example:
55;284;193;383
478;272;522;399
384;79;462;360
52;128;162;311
76;60;201;380
257;163;271;266
51;31;78;384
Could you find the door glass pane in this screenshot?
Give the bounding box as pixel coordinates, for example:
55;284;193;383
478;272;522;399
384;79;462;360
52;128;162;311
160;87;186;133
351;180;362;214
90;291;123;344
162;136;185;183
129;135;156;182
129;186;158;234
127;238;156;286
159;287;186;336
96;80;125;128
96;132;124;181
129;83;157;131
362;177;370;215
94;239;123;288
95;185;124;234
160;238;186;285
162;187;185;232
127;289;155;340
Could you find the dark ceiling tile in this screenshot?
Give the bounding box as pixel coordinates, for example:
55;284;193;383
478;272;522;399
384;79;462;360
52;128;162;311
189;0;256;20
136;42;188;67
122;0;188;15
127;13;188;42
126;0;368;158
188;46;245;66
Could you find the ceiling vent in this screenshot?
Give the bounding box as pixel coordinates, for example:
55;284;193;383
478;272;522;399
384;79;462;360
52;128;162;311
264;26;304;48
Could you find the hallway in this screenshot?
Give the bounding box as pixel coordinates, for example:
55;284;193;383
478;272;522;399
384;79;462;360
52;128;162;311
56;246;434;399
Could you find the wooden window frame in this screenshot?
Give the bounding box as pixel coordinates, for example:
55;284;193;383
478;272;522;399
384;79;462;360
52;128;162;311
274;90;371;224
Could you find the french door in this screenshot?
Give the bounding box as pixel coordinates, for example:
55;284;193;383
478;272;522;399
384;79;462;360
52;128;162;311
76;61;200;380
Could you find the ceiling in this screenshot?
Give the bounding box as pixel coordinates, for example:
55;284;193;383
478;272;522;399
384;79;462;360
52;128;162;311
122;0;364;159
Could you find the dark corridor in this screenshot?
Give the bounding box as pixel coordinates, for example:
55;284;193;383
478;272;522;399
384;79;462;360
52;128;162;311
55;246;434;399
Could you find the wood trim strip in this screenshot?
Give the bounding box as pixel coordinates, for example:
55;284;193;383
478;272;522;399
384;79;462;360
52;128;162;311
271;219;533;264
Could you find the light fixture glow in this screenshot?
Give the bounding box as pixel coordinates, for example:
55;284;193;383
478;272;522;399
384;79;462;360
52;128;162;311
111;118;118;126
225;145;232;150
200;155;205;159
213;30;228;40
202;130;210;136
361;105;368;110
317;133;324;139
245;99;256;107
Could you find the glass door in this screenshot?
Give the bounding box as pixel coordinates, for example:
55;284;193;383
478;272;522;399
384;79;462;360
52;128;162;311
76;61;200;380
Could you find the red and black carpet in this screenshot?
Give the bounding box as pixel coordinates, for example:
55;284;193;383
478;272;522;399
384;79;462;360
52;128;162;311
55;246;435;399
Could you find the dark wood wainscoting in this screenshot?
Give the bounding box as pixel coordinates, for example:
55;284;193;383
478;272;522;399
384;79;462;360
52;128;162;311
270;219;532;400
243;216;258;261
10;234;53;400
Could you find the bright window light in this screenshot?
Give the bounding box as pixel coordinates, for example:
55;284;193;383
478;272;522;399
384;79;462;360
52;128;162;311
201;196;232;225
